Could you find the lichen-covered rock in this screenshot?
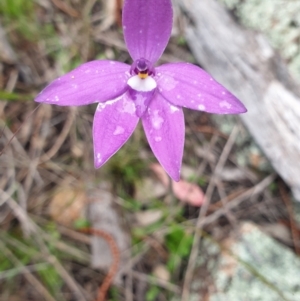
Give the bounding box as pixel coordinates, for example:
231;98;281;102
203;223;300;301
219;0;300;79
172;222;300;300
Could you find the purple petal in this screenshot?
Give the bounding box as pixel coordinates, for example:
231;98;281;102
122;0;173;64
35;60;130;106
93;92;139;168
142;93;184;181
128;88;155;117
156;63;247;114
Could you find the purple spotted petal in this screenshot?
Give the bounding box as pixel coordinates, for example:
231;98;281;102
156;63;247;114
93;93;139;168
35;60;130;106
128;88;156;117
142;93;184;181
122;0;173;64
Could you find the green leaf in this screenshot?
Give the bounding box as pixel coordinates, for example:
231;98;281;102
0;91;32;102
177;235;193;257
165;225;185;253
73;218;91;230
166;253;181;273
165;225;193;261
146;286;160;301
38;265;63;295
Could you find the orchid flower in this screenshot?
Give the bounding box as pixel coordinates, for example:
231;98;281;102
35;0;246;181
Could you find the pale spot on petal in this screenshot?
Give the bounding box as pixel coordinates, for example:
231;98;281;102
151;110;164;130
219;101;232;109
97;98;119;112
120;98;136;115
113;126;125;136
97;103;105;111
135;94;146;107
127;75;157;92
97;153;102;163
54;95;59;102
198;104;206;111
154;136;162;142
157;74;179;91
170;105;179;113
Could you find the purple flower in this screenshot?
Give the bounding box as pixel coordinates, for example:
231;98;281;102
35;0;246;181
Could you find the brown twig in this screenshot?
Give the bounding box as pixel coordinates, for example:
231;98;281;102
279;182;300;255
131;271;180;294
0;240;57;301
115;0;123;27
50;0;80;18
208;188;246;211
80;228;120;301
0;104;41;157
192;125;229;140
182;125;239;300
40;107;76;163
199;174;276;228
0;124;5;138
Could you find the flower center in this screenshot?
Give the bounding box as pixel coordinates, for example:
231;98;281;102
131;58;155;80
128;58;157;93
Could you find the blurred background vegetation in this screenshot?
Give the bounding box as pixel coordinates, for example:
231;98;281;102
0;0;300;300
